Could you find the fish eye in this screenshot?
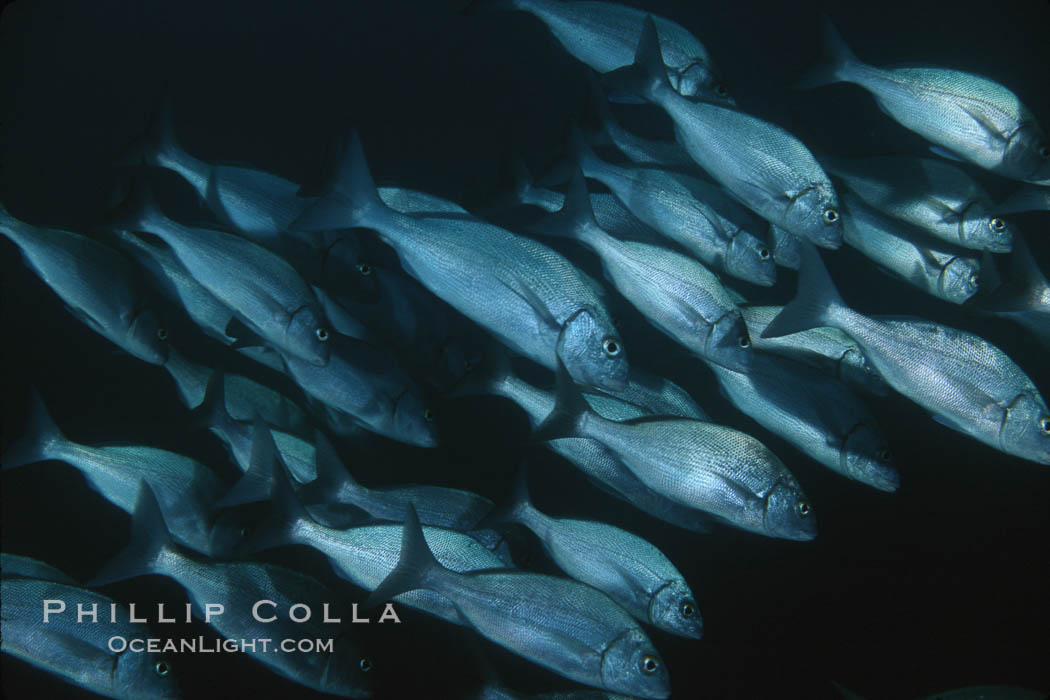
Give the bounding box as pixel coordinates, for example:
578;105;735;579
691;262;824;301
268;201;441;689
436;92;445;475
758;247;771;260
1040;145;1050;159
640;655;660;674
797;500;811;517
154;661;170;677
156;328;168;341
968;273;980;288
737;334;751;348
359;657;373;673
315;327;329;342
602;337;622;357
356;262;373;276
680;601;696;618
989;218;1006;232
1040;417;1050;435
423;408;435;423
877;449;892;462
823;208;839;224
715;83;728;97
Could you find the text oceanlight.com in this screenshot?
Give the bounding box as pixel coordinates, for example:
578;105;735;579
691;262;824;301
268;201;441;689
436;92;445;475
107;637;337;654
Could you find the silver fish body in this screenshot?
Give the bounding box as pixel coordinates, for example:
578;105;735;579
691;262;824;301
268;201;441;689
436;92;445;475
840;192;982;305
1;209;169;364
603;17;842;248
508;0;728;103
292;135;628;392
573;137;775;286
799;18;1050;183
706;354;899;491
978;236;1050;349
1;579;181;699
826;156;1012;252
763;245;1050;465
0;554;77;584
741;305;889;397
491;473;702;638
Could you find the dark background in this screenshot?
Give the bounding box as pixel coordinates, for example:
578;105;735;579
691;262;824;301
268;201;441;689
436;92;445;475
2;0;1049;698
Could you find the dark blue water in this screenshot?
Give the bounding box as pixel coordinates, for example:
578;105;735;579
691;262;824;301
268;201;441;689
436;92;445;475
2;1;1049;698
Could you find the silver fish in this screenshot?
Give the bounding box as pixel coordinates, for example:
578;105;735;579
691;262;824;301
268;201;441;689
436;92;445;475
494;0;729;103
1;207;169;364
570;132;776;286
763;244;1050;465
770;225;802;270
604;16;842;249
975;235;1050;349
90;484;372;698
825;155;1012;252
535;363;817;540
163;347;313;436
0;553;77;584
280;331;438;447
705;354;899;491
121;192;331;366
740;305;889;397
292;134;628;392
297;431;493;531
537;170;754;370
459;355;714;533
2;577;181;699
2;391;226;555
996;184;1050;215
486;470;702;638
367;506;671;699
798;18;1050;183
839;192;982;305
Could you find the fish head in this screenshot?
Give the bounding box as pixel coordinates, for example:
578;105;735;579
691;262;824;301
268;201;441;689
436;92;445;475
960;203;1012;253
837;348;889;397
938;256;982;304
392;390;440;447
725;230;776;286
674;62;735;106
1002;122;1050;184
785;185;842;249
649;579;703;639
599;628;670;699
704;312;753;372
999;392;1050;465
763;478;817;541
321;636;376;698
126;307;170;365
557;307;629;392
116;648;181;699
285;304;332;366
841;424;900;492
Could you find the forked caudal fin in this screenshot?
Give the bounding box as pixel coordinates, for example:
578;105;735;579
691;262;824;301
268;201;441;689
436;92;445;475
216;416;283;509
531;359;592;443
87;482;171;587
290;131;388;234
761;243;846;339
475;465;535;531
363;505;446;610
114;96;180;170
2;389;68;471
795;16;861;90
296;430;357;506
600;15;671;104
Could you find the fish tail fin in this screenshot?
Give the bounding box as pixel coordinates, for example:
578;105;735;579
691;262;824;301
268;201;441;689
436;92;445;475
532;359;590;442
188;371;232;433
115;96;180;169
291;131;389;233
476;465;534;530
2;389;66;471
297;430;355;505
447;343;514;399
540;166;600;246
566;123;603;179
509;157;538;206
761;243;846;338
88;482;169;586
105;176;168;234
238;424;313;554
364;505;443;610
600;15;669;103
796;16;859;89
215;416;282;509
